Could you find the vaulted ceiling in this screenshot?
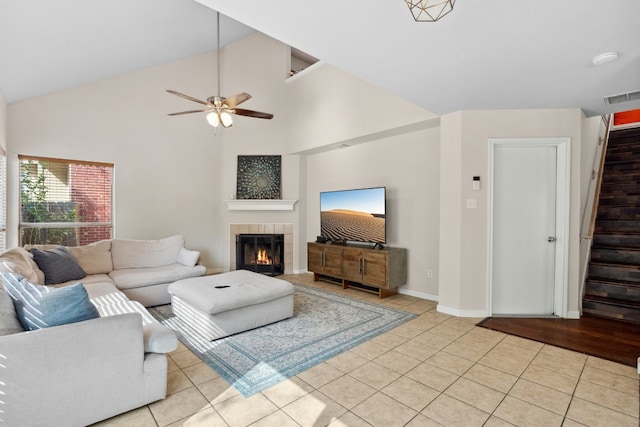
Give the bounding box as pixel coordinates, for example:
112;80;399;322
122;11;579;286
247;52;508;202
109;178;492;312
2;0;639;117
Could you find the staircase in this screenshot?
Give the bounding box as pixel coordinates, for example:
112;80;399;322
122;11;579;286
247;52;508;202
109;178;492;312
584;126;640;324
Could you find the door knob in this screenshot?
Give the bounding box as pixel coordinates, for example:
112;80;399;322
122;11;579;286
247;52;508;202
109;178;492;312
548;236;557;242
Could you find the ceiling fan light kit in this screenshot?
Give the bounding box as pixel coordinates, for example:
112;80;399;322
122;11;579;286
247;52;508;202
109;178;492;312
166;11;273;129
406;0;455;22
216;111;233;127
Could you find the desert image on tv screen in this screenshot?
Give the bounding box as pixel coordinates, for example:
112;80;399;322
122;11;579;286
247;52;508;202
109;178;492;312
320;188;385;243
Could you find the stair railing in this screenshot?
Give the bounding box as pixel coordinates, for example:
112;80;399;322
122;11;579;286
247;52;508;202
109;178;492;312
578;114;611;306
583;114;612;241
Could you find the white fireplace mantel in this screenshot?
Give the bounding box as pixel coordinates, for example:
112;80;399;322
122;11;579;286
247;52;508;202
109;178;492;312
224;199;298;211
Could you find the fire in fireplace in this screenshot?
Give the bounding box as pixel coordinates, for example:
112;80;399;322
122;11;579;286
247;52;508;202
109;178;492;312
236;234;284;276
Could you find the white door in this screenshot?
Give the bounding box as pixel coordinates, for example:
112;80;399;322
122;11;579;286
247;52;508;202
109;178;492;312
491;144;558;315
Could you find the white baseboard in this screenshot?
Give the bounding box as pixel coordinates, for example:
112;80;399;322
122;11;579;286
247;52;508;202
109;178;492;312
437;304;489;318
398;288;438;302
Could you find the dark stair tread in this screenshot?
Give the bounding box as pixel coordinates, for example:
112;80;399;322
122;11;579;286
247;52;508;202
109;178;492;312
582;296;640;325
583;294;640;308
587;262;640;283
602;173;640;183
587;261;640;270
584;279;640;303
589;247;640;265
597;195;640;205
585;277;640;288
599;184;640;195
594;220;640;233
595;207;640;219
591;233;640;250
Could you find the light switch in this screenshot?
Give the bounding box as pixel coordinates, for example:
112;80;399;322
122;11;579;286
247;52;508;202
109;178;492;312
466;199;478;209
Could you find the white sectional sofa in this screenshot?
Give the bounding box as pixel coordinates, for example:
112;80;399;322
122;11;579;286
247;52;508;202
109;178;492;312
22;234;207;307
0;235;207;426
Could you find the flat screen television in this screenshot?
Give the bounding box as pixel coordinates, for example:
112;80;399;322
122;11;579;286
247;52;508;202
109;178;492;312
320;187;386;244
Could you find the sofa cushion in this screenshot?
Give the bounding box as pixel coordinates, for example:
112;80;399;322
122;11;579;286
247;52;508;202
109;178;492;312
0;290;24;335
0;247;44;284
111;235;184;270
1;272;99;330
177;247;200;267
84;281;129;307
109;263;206;290
68;240;113;274
95;300;177;353
31;247;87;285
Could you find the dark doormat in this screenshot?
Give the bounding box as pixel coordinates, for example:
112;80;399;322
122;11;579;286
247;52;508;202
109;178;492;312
477;315;640;367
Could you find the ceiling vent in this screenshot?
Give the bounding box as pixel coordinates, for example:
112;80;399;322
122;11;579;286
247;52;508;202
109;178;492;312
604;90;640;105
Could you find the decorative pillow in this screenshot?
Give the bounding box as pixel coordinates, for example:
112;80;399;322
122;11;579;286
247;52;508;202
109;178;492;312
68;240;113;274
111;235;185;269
30;247;87;285
1;272;99;330
177;247;200;267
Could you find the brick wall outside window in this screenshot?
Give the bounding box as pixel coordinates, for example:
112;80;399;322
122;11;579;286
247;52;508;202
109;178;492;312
70;164;112;245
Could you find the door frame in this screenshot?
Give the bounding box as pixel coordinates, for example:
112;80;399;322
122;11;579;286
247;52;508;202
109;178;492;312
487;137;571;317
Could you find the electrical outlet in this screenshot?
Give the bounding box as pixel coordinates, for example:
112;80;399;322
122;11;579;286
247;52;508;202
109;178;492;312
427;269;433;278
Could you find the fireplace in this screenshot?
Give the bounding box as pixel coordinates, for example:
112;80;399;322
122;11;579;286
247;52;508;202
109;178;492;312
236;234;284;276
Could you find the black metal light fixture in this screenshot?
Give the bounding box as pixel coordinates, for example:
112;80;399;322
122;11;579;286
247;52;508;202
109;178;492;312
406;0;455;22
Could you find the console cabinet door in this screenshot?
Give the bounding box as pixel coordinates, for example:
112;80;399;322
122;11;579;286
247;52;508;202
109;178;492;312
307;244;325;273
341;248;363;282
343;248;388;287
308;243;342;277
361;252;387;287
322;246;343;277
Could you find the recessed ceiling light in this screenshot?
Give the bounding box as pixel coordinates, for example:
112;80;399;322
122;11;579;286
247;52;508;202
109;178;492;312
593;52;618;65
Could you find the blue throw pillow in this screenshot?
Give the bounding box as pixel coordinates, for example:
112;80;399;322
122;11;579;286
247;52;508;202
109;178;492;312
0;272;99;330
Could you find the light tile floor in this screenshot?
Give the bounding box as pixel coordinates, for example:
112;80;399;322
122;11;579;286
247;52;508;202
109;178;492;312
94;274;639;427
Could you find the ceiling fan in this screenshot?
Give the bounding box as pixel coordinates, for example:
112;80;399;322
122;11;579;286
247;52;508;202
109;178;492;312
166;12;273;128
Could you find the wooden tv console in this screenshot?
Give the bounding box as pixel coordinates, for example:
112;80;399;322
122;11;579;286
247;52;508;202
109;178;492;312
307;242;407;298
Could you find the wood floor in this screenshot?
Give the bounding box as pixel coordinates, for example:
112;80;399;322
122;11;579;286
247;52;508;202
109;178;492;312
477;315;640;367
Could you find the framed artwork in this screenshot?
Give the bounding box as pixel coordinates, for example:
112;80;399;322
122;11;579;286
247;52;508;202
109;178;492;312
236;155;282;199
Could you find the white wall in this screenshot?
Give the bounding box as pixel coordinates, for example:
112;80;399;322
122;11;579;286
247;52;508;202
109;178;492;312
286;64;438;154
283;62;442;297
305;127;441;298
439;109;585;317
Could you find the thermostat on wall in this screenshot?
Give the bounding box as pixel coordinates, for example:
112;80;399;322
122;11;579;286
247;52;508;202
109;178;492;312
472;176;481;191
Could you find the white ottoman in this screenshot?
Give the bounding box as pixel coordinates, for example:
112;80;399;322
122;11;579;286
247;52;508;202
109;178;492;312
168;270;294;340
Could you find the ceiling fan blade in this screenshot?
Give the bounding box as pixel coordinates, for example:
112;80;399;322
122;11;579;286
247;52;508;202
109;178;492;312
166;90;210;106
168;109;208;116
232;108;274;120
223;93;251;108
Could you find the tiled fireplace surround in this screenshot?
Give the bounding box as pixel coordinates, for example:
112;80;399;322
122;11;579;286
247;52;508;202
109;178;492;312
229;223;294;274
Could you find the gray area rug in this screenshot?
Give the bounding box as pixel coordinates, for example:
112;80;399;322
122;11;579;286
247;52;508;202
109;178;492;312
149;283;416;396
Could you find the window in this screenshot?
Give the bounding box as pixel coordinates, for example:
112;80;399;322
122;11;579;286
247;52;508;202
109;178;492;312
19;156;113;246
